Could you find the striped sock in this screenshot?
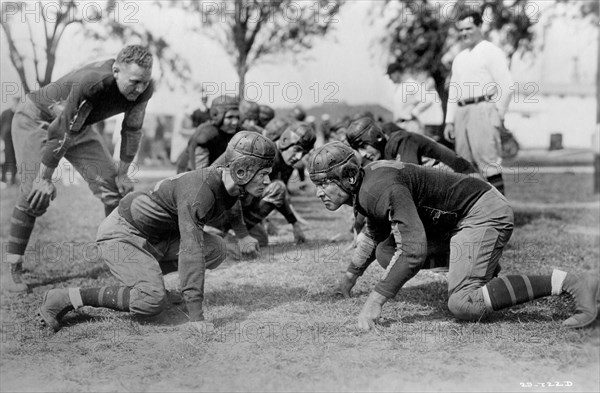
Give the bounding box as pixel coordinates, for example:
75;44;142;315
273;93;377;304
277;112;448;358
483;275;552;311
487;174;505;195
7;208;36;255
80;286;130;311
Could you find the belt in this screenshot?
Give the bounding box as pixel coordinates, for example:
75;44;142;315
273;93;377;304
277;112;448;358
457;95;493;107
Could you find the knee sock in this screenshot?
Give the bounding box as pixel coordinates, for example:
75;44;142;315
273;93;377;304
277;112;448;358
487;174;505;195
79;286;131;311
7;208;36;256
482;275;552;311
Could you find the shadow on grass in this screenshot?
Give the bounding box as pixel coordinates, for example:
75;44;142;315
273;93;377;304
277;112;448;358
293;213;345;222
227;239;353;265
394;287;579;326
118;284;319;328
59;312;103;329
205;284;311;309
513;209;562;227
25;265;110;289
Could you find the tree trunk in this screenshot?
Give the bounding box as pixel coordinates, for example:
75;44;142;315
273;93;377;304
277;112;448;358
42;51;57;87
432;68;453;149
595;23;600;193
432;70;448;122
238;66;246;100
1;23;31;93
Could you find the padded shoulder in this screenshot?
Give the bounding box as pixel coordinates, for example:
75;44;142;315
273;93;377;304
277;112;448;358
191;123;220;145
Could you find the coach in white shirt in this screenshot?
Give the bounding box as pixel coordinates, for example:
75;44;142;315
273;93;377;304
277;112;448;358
443;10;514;194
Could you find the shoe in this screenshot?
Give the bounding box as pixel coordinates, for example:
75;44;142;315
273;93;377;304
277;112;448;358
561;273;600;328
38;289;74;332
1;261;28;293
167;290;184;305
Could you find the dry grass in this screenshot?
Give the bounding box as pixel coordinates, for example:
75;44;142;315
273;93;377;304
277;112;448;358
1;170;599;392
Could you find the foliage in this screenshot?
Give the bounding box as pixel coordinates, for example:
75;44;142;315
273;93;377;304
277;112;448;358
375;0;598;114
173;0;345;98
0;1;190;93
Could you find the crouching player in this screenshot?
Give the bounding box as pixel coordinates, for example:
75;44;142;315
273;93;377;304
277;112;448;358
214;121;316;248
38;131;276;332
308;142;599;330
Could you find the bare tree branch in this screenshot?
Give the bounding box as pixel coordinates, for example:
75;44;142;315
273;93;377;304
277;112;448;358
0;17;31;93
184;0;345;98
3;0;189;92
25;17;42;86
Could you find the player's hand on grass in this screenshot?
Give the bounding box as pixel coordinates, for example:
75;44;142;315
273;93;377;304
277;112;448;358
27;178;56;212
335;272;358;298
239;235;260;259
292;222;306;244
357;291;388;331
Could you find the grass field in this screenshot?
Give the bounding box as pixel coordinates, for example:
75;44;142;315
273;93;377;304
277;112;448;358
1;168;599;392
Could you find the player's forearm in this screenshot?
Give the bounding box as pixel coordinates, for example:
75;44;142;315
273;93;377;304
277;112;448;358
36;162;56;181
433;144;477;174
277;199;297;225
374;251;425;298
179;259;206;321
119;129;142;163
348;232;376;276
178;230;207;321
41;116;73;168
375;227;426;298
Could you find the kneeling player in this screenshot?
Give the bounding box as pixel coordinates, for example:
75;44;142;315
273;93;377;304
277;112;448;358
38;132;277;332
308;142;599;330
214;121;316;248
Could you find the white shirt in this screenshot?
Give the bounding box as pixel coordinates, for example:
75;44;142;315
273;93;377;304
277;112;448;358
445;40;514;123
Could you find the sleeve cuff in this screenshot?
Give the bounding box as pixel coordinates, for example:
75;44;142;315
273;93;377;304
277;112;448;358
285;215;298;225
373;286;395;300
